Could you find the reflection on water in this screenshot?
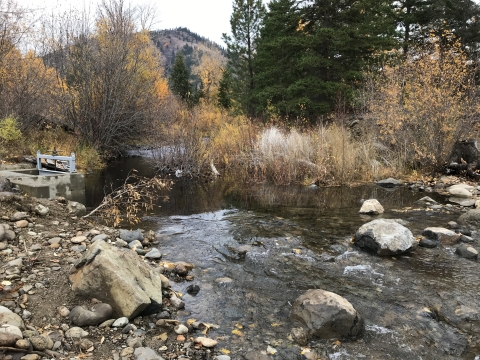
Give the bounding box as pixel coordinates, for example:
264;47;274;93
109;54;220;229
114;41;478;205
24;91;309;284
86;157;480;359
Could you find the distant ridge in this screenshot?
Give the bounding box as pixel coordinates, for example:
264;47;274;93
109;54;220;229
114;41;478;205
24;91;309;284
150;27;226;77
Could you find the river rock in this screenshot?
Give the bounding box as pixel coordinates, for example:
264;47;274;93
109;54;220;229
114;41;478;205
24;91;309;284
194;336;218;347
174;324;188;335
376;178;402;188
33;204;49;216
354;219;416;255
0;177;12;192
129;240;143;249
134;346;164;360
145;248;162;259
67;201;86;216
0;332;21;346
416;196;437;205
455;245;478;260
65;327;88;338
15;220;28;228
30;334;54;350
0;306;25;330
419;238;439;248
119;229;144;243
422;227;460;245
92;234;108;242
458;209;480;228
447;184;473;198
290;327;308;346
69;303;113;326
0;324;22;338
71;235;87;244
290;289;364;340
359;199;384;215
11;212;28;221
113;317;129;327
69;240;163;319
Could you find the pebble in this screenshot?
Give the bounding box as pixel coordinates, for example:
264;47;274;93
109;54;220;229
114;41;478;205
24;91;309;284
174;324;189;335
70;235;87;244
99;319;116;328
20;355;39;360
194;336;218;348
30;334;54;350
15;220;29;228
126;335;143;348
112;317;129;327
145;248;162;259
120;346;134;357
65;327;88;338
115;239;128;247
15;338;30;349
92;234;108;242
128;240;143;249
57;306;70;317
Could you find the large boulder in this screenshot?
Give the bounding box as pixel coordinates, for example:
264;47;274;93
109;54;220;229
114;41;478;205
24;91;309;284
447;184;474;198
0;306;25;330
290;289;364;340
359;199;384;215
458;209;480;228
354;219;416;256
69;240;162;319
376;178;402;188
67;201;86;216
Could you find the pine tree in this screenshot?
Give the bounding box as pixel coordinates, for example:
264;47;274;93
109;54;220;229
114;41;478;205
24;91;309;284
217;69;232;110
169;52;191;102
222;0;266;115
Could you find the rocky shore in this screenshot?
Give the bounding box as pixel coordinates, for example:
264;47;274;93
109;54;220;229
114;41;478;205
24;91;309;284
0;193;223;360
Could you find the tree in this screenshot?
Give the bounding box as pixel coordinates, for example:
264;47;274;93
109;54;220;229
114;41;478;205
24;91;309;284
217;69;232;110
170;51;192;102
191;45;225;103
223;0;266;115
63;0;167;154
253;0;397;121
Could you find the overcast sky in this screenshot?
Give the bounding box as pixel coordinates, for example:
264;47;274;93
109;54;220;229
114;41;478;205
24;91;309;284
21;0;240;45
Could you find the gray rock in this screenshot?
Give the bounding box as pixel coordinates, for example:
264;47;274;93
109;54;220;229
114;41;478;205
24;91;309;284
112;317;129;327
0;177;12;192
359;199;384;215
134;346;165;360
215;356;231;360
34;204;49;216
376;178;402;187
0;332;21;346
7;258;23;267
127;335;143;348
145;248;162;259
71;245;87;253
119;229;144;243
458;209;480;228
174;324;188;335
129;240;143;249
460;235;475;243
92;234;108;242
115;239;128;247
11;212;28;221
67;201;86;216
290;289;364;340
69;303;113;326
354;219;416;256
449;197;476;207
170;296;185;310
419;238;439;248
30;334;54;350
69;240;163;319
98;319;116;328
290;327;308;346
422;227;460;245
4;229;14;241
0;306;25;330
455;245;478;260
416;196;437;205
447;184;473;198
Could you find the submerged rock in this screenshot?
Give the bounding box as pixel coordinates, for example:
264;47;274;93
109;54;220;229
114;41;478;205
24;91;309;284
419;238;439;248
458;209;480;228
422;227;460;245
376;178;402;188
354;219;416;256
69;240;162;319
359;199;384;215
290;289;364;340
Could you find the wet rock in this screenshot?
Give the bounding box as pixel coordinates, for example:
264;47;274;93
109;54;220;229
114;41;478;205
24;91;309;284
30;334;54;350
458;209;480;228
455;244;478;260
358;199;384;215
419;238;439;248
460;235;474;243
67;201;86;216
169;296;185;310
65;327;88;338
376;178;402;188
291;327;308;346
447;184;473;198
134;346;164;360
194;336;218;347
33;204;49;216
290;289;364;340
422;227;460;245
354;219;416;256
447;221;459;229
69;240;162;319
0;306;25;330
112;317;129;327
145;248;162;259
69;303;113;326
119;229;144;243
186;284;200;296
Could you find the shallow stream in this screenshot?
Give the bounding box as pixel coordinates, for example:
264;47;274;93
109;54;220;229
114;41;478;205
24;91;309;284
86;157;480;360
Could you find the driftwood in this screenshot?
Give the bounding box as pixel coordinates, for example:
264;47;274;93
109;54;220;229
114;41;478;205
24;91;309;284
446;140;480;178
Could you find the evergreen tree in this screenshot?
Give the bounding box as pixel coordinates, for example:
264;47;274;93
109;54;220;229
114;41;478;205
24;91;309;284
253;0;396;120
217;69;232;110
169;52;191;102
222;0;266;115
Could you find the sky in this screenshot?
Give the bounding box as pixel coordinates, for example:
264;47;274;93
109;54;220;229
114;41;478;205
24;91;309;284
21;0;239;45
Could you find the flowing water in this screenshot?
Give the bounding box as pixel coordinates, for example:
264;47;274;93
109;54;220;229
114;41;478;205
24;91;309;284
86;157;480;360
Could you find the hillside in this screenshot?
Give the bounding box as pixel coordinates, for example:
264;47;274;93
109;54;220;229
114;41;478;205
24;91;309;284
150;27;226;77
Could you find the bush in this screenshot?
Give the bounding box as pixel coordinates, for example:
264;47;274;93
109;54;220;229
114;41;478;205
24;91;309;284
0;115;22;143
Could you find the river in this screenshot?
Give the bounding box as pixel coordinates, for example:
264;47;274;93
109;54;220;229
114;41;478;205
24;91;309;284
85;156;480;360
